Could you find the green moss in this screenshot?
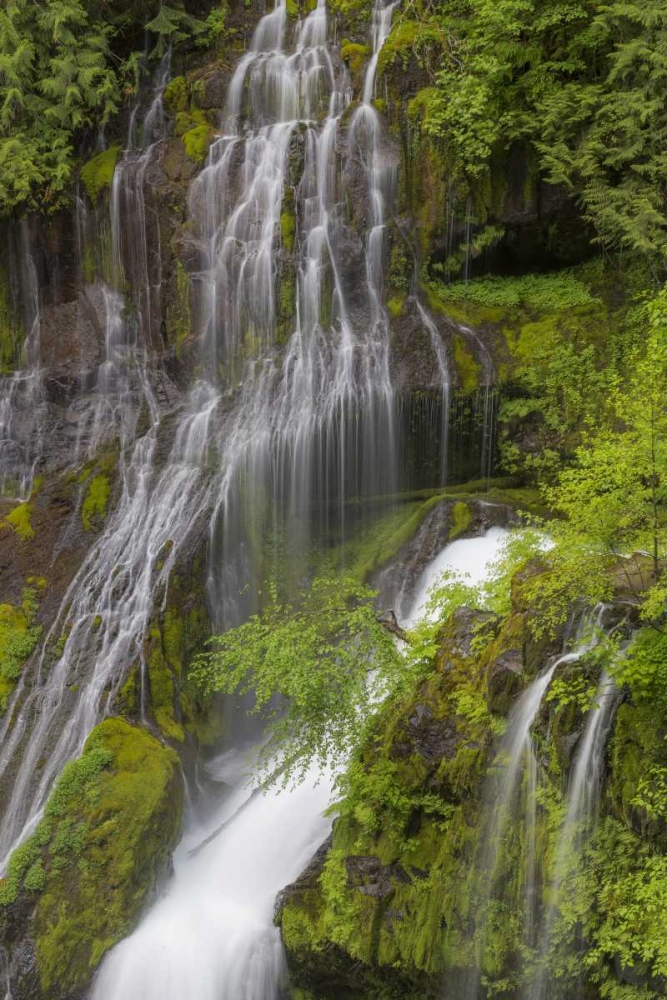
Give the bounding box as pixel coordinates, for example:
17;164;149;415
280;208;296;252
163;75;189;114
610;703;664;832
166;259;192;354
278;266;296;343
0;718;182;995
140;574;217;746
387;293;406;319
453;335;482;391
448;501;472;540
81;474;111;532
182;124;212;165
147;627;185;743
3;501;35;539
80;146;120;203
377;20;421;76
340;41;369;76
117;665;140;715
0;586;42;711
425;283;505;328
174;107;208;137
279;604;555;995
332;497;444;583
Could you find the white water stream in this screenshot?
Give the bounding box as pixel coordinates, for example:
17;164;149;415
91;754;334;1000
90;528;509;998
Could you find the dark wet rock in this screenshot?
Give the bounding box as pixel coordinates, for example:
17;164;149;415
487;648;524;714
345;856;411;898
395;708;462;763
276;835;332;917
443;606;498;662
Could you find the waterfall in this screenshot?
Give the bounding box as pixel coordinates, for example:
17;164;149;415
91;754;334;1000
414;300;451;485
403;525;508;626
0;0;501;993
462;656;561;1000
89;528;510;998
0;0;409;872
531;667;621;999
191;0;404;614
0;65;174;866
461;610;607;1000
0;221;46;498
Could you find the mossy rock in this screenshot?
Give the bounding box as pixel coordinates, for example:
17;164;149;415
182;125;213;165
377;20;422;75
453;336;482;392
2;501;35;540
279;605;518;993
280;207;296;252
163;75;189;114
81;474;111;532
448;501;472;540
0;582;43;712
0;718;182;998
121;563;221;748
80;147;120;203
340;41;369;78
610;702;665;837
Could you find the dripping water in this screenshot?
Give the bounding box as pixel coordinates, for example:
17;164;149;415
0;222;46;498
531;664;621;1000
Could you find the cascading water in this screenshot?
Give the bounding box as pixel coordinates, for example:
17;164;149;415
111;51;171;343
461;610;607;1000
403;525;508;626
0;66;175;866
0;0;413;886
75;58;170;462
192;0;408;612
91;755;334;1000
89;527;510;999
0;222;46;498
414;300;451;484
531;666;621;999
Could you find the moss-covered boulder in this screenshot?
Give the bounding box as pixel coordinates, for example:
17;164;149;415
277;605;541;998
0;717;183;999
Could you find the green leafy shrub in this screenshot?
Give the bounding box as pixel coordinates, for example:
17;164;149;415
436;273;595;312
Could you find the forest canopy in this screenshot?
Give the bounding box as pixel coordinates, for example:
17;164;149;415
399;0;667;256
0;0;210;214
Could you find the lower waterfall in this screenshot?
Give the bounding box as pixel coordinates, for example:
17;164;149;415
90;529;509;999
91;754;334;1000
